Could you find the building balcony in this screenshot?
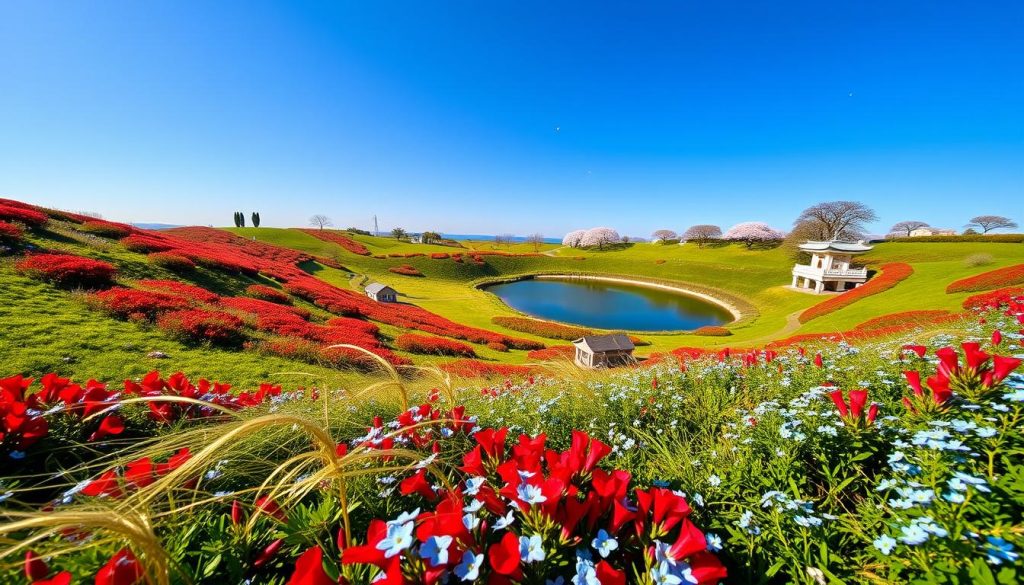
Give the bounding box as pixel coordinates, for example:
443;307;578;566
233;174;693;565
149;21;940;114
792;264;868;281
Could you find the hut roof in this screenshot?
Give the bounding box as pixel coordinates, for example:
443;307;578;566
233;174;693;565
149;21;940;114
365;283;395;295
798;240;873;254
572;333;635;353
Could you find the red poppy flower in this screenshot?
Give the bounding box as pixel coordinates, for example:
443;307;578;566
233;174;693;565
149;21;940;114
95;548;143;585
287;546;336;585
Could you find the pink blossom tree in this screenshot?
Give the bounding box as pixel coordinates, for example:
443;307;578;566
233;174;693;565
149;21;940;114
723;222;785;249
579;227;621;250
562;229;587;247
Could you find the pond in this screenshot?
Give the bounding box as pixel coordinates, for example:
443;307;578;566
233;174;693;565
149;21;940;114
484;277;733;331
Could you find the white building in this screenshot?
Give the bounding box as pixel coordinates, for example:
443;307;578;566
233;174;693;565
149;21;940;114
791;240;873;294
572;333;635;368
908;227;956;237
365;283;398;303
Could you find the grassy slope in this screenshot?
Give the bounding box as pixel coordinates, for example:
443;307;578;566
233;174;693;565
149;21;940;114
226;228;1024;359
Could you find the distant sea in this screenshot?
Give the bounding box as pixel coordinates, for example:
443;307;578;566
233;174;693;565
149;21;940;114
441;233;561;244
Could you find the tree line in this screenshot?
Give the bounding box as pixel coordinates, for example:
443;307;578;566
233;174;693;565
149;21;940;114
232;212;260;228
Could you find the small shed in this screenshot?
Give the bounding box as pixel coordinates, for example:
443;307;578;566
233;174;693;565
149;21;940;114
365;283;398;303
572;333;636;368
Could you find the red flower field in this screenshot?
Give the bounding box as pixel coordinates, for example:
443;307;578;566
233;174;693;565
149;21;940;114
798;263;914;323
946;263;1024;293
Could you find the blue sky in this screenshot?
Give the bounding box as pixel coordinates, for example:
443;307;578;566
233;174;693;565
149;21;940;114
1;1;1021;237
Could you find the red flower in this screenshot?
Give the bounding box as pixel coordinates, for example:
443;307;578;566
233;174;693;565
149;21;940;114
399;469;438;501
25;550;48;580
992;330;1002;346
88;414;125;442
254;539;284;568
489;532;523;578
81;470;122;499
95;548;143;585
596;561;626;585
813;353;823;368
829;388;877;428
32;572;71;585
231;500;244;525
287;546;336;585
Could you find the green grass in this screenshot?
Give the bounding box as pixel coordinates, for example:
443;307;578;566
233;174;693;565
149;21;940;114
222;229;1024;358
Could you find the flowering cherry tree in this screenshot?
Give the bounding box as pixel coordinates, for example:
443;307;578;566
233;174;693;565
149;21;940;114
722;222;785;249
561;230;587;247
579;227;621;249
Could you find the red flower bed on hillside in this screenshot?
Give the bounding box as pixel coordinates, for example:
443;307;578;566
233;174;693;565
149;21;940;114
0;220;24;243
962;287;1024;311
79;219;133;239
147;252;196;271
430;252;450;259
395;333;477;357
946;264;1024;293
16;253;117;289
156;309;246;346
527;345;575;360
245;284;292;304
491;315;592;340
299;228;372;256
90;287;192;320
439;359;536;378
389;264;423;276
0;203;48;227
852;310;952;331
137;279;221;304
798;263;914;323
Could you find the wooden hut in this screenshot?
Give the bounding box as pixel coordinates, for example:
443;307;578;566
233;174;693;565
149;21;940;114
365;282;398;303
572;333;635;368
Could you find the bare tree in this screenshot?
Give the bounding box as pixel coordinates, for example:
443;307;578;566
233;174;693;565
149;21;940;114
889;221;929;237
309;214;333;230
652;229;678;244
795;201;878;241
494;233;515;249
681;224;722;248
526;233;545;252
966;215;1018;234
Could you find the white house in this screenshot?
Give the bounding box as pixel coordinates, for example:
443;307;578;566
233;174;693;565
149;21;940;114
572;333;635;368
365;283;398;303
791;240;873;294
908;227;956;237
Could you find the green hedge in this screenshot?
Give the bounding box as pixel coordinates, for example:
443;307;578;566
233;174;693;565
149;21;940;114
889;234;1024;243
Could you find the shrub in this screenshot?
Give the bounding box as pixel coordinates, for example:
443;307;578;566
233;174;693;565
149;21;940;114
79;220;133;239
16;253;117;289
299;229;372;256
156;309;246;346
438;359;534;378
852;310;951;331
0;203;48;227
693;325;732;336
389;264;423;276
0;220;24;243
147;252;196;272
90;287;191;320
121;234;174;253
962;287;1024;311
136;279;221;304
491;315;591;340
486;341;509;352
245;284;292;305
946;264;1024;293
798;263;914;323
963;253;993;268
395;333;477;357
899;233;1024;243
527;345;574;360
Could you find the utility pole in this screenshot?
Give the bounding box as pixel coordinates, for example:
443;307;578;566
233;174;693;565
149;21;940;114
373;215;379;237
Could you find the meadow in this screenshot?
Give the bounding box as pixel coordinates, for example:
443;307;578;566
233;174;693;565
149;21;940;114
1;197;1023;584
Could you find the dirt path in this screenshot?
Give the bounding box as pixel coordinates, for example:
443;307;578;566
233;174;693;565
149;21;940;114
741;309;804;346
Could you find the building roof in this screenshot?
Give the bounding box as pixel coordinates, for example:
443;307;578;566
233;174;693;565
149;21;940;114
798;240;873;253
365;283;396;295
572;333;635;353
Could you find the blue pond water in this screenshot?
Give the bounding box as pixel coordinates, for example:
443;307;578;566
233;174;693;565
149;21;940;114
484;277;732;332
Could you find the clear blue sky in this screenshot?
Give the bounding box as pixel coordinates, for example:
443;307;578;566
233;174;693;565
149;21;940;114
1;1;1021;237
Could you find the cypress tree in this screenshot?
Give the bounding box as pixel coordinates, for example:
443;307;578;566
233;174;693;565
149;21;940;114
238;212;245;228
232;212;240;228
252;212;260;228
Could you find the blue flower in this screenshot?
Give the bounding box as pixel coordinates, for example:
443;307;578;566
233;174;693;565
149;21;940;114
983;536;1019;565
873;534;897;555
898;523;930;545
419;535;453;567
705;533;723;552
520;533;546;563
454;550;484;581
591;529;619;558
